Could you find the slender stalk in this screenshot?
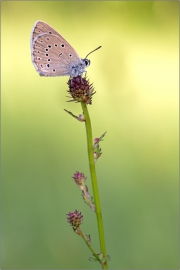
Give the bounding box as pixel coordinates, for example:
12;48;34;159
81;102;108;269
77;227;102;265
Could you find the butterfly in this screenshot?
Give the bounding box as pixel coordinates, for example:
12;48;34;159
30;21;101;77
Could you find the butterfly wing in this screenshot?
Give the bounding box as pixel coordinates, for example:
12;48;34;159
31;21;82;76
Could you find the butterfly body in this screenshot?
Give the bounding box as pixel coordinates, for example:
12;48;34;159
30;21;90;77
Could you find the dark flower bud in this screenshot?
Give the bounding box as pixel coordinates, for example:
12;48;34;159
67;76;95;104
67;210;83;230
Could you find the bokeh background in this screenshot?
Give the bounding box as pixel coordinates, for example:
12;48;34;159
1;1;179;269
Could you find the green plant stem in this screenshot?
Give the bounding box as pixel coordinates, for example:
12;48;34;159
81;102;108;269
77;227;102;265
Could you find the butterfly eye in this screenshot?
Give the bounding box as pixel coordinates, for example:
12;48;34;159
84;59;90;66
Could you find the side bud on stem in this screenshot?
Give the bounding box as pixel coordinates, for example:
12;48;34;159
64;109;85;122
66;210;108;266
73;172;95;211
93;131;107;163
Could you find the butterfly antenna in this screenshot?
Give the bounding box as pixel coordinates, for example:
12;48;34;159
85;46;102;58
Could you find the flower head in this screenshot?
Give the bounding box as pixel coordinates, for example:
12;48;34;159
73;171;86;190
67;210;83;230
67;76;95;104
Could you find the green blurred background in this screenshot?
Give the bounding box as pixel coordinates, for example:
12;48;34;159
1;1;179;269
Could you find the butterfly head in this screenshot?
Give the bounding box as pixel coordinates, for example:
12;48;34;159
70;46;102;77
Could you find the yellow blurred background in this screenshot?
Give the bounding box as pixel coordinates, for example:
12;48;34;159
2;1;179;269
